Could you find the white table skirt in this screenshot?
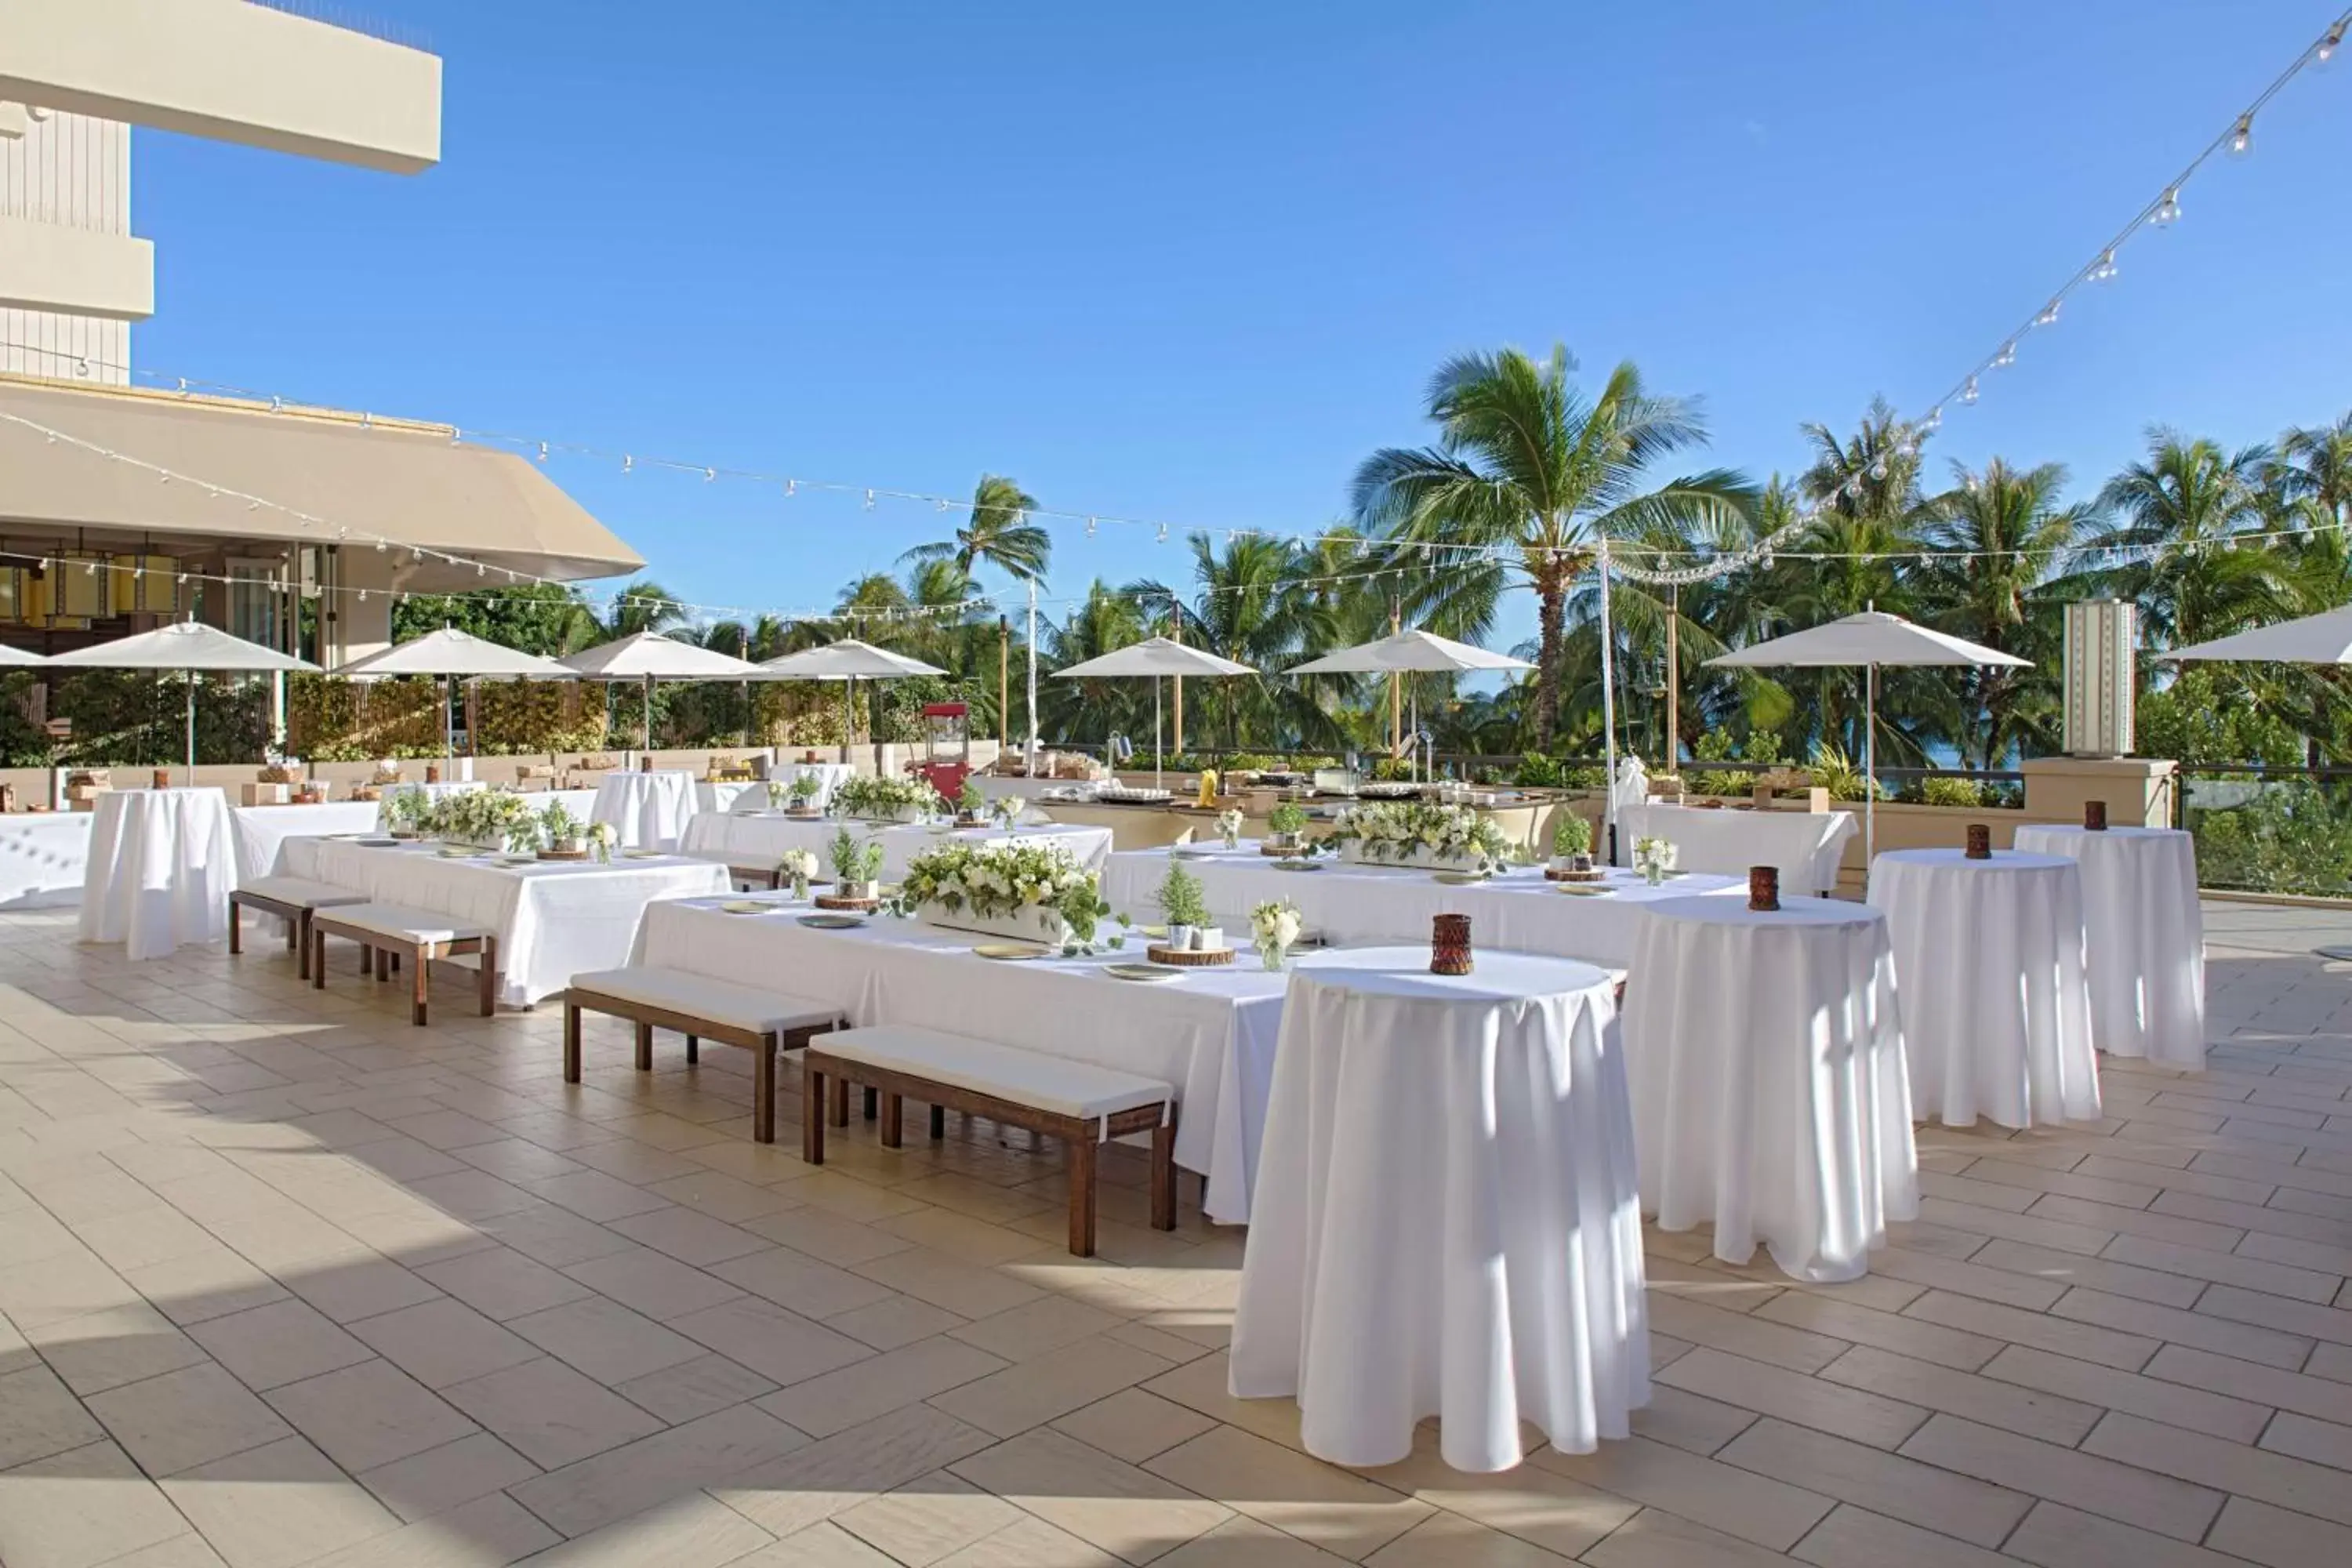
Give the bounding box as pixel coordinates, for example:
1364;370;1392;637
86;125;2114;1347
2013;826;2205;1071
1612;802;1857;894
279;838;729;1005
633;898;1284;1223
1624;895;1918;1283
1871;848;2102;1129
592;771;699;851
753;763;855;811
1230;947;1649;1471
681;816;1116;880
229;802;384;887
0;812;93;909
1101;844;1742;968
695;781;764;815
78;789;235;960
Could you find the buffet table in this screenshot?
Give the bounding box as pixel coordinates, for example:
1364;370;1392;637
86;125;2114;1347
278;838;729;1006
0;812;93;909
679;816;1116;880
78;789;235;960
1230;947;1648;1471
2013;825;2205;1071
1101;844;1743;968
1624;894;1917;1282
1611;801;1856;894
591;770;699;851
633;896;1285;1223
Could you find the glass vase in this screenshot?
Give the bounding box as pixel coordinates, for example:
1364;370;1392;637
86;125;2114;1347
1258;940;1289;972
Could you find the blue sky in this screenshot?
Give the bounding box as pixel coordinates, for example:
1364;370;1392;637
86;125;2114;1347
132;0;2352;647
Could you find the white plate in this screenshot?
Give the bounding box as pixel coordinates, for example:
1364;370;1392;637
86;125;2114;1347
797;913;866;930
1105;963;1182;983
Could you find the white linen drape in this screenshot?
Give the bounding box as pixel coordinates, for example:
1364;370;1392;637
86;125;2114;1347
78;789;234;959
591;771;699;851
2013;826;2205;1071
1610;802;1857;895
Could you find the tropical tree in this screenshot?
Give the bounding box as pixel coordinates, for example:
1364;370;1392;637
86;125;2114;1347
902;474;1051;587
1352;346;1752;749
1127;534;1345;754
393;583;596;657
2072;431;2295;648
1035;580;1150;745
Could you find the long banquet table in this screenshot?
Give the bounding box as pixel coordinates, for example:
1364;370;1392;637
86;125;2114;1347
1099;843;1743;967
680;815;1116;880
633;895;1285;1223
1611;801;1857;894
278;837;729;1006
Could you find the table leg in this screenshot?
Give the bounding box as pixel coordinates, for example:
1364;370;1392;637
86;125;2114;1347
880;1092;902;1148
633;1022;653;1071
312;929;327;989
227;898;241;956
753;1037;775;1144
1068;1133;1098;1257
296;913;311;980
410;946;429;1026
929;1104;946;1141
477;938;496;1017
684;1033;699;1065
563;1001;582;1084
802;1059;826;1165
1150;1121;1176;1232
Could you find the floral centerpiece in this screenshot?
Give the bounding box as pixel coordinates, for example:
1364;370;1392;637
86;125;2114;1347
786;771;825;813
956;775;989;824
431;787;539;852
588;822;617;863
536;798;589;857
778;847;819;899
829;827;885;901
764;779;788;810
989;794;1022;831
1216;808;1246;849
1633;836;1678;885
895;838;1105;946
1328;801;1508;872
380;787;433;837
834;774;942;823
1550;811;1595;872
1265;800;1308;851
1250;898;1302;971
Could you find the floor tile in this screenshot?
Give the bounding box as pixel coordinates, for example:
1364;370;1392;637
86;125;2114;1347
948;1427;1233;1565
261;1359;478;1473
758;1334;1005;1438
414;1246;592;1322
1715;1417;2027;1548
24;1303;212;1396
353;1430;543;1523
506;1402;808;1537
299;1490;560;1567
1051;1388;1220;1465
1145;1423;1432;1559
0;1440;194;1568
832;1472;1025;1566
505;1296;706;1385
716;1403;998;1540
158;1435;401;1568
1900;1414;2224;1541
437;1357;664;1469
85;1360;293;1478
186;1300;372;1391
930;1334;1174;1438
343;1298;542;1389
558;1247;745;1319
1529;1435;1834;1552
611;1351;779;1423
667;1294;876;1388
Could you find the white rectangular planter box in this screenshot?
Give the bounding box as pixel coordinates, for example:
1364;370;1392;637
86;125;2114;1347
845;805;928;825
913;903;1068;946
1338;843;1474;870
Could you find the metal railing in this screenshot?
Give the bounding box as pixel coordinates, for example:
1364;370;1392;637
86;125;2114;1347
2176;764;2352;898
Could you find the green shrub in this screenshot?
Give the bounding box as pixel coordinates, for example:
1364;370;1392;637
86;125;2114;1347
1514;753;1563;788
1921;776;1988;808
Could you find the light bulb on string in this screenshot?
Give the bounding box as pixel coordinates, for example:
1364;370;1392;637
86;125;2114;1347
2035;299;2061;326
2229;114;2253;158
2092;249;2118;281
622;455;633;474
1961;376;1980;405
1086;517;1098;538
535;441;548;462
2321;20;2345;64
1156;523;1168;543
1869;458;1889;481
1994;340;2018;368
2152;187;2182;226
703;467;715;482
862;489;875;510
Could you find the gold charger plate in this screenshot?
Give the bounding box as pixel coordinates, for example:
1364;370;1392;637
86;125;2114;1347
721;900;774;915
1432;869;1490;885
1104;963;1182;983
797;913;866;930
973;943;1051;960
1557;884;1616;898
1272;859;1323;873
623;849;664;860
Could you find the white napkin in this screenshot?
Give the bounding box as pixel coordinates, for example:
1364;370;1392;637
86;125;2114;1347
1172;826;1196;847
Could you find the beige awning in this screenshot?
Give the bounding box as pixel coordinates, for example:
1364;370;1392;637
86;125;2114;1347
0;375;642;590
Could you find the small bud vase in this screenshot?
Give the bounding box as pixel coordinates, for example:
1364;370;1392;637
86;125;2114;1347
1257;939;1289;973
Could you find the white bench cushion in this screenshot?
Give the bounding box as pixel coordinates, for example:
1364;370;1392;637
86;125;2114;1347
313;902;488;946
237;877;368;909
816;1025;1173;1124
569;967;839;1036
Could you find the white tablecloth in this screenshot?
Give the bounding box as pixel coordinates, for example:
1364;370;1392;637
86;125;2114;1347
229;802;384;887
278;838;729;1006
750;763;855;811
681;816;1115;880
633;898;1285;1222
2013;826;2205;1071
0;812;93;909
591;771;699;851
1230;947;1649;1471
1624;895;1918;1282
1101;844;1742;968
78;789;235;960
1612;802;1857;893
1871;848;2101;1129
696;781;764;815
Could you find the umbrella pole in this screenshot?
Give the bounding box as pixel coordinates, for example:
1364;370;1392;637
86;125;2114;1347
1597;539;1619;862
643;673;652;755
1410;687;1420;782
184;674;195;771
1865;663;1877;884
444;674;454;764
1154;677;1163;788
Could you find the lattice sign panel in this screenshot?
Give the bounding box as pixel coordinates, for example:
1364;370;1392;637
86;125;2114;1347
2063;599;2135;758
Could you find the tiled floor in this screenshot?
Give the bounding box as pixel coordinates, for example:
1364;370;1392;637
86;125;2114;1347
2;898;2351;1566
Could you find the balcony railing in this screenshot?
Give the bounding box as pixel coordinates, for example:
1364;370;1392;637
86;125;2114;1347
2177;764;2352;898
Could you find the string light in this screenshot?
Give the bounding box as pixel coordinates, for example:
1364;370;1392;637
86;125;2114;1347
2152;187;2183;225
2229;114;2254;157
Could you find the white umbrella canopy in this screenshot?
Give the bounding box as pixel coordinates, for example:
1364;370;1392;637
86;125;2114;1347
2163;604;2352;664
331;626;574;763
45;622;319;768
758;639;948;764
1054;638;1257;783
1708;611;2031;870
0;642;47;666
1286;628;1533;676
564;633;770;753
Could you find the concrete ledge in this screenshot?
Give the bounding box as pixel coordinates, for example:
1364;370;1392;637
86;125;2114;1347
0;213;154;320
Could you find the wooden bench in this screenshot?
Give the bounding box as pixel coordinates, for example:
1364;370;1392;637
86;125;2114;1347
310;903;497;1025
562;967;842;1145
227;876;367;980
804;1025;1177;1256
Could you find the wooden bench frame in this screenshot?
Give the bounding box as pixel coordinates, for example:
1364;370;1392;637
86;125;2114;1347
801;1047;1176;1256
561;988;838;1145
310;912;496;1026
227;886;358;980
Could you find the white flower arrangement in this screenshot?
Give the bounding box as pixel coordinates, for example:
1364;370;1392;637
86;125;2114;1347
834;774;942;820
1250;897;1303;969
588;821;617;862
379;787;433;835
1633;836;1678;883
1327;801;1508;869
778;847;820;897
1216;808;1246;848
425;787;539;851
897;839;1124;953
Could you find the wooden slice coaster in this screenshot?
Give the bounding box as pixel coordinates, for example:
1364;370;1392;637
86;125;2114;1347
814;893;881;913
1146;943;1236;967
536;848;590;862
1543;866;1607;883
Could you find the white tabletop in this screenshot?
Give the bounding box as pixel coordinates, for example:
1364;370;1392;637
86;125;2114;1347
78;788;235;960
1102;845;1744;968
681;815;1116;880
1870;848;2100;1129
280;837;729;1006
1624;893;1918;1282
632;896;1287;1225
591;770;700;851
0;811;94;911
1231;945;1647;1470
2012;825;2205;1069
1612;801;1857;894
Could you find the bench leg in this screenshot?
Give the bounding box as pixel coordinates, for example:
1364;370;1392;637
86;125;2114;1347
285;913;298;955
862;1086;878;1122
1150;1121;1177;1232
410;945;430;1026
802;1060;826;1165
633;1022;653;1072
477;938;497;1017
563;1002;583;1084
879;1092;902;1149
375;947;390;983
827;1074;849;1128
227;898;242;956
1068;1131;1098;1258
296;913;311;980
360;942;373;977
753;1036;775;1145
929;1104;946;1141
312;928;327;989
684;1033;699;1065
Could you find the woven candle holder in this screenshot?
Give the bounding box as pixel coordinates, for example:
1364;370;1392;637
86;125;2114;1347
1431;913;1473;976
641;756;654;772
2085;800;2107;832
425;763;441;785
151;768;170;790
1748;865;1780;912
1965;823;1991;859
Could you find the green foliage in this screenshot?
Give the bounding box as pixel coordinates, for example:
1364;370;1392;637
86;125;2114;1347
1552;810;1594;856
1513;753;1563;787
2136;668;2304;769
1920;775;1989;808
1268;801;1308;835
1156;862;1209;926
1806;742;1885;803
2193;783;2352;896
395;584;593;657
829;827;884;884
28;671;272;767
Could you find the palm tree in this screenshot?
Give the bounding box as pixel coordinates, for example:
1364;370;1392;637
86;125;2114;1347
2075;430;2294;648
1127;534;1344;754
1036;581;1150;745
2277;412;2352;539
902;474;1051;587
1352;346;1752;749
597;579;688;641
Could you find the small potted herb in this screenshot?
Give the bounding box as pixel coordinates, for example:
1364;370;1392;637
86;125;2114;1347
956;775;989;826
1549;810;1595;873
829;827;884;902
787;771;825;815
537;798;588;857
1157;861;1208;952
1266;800;1308;852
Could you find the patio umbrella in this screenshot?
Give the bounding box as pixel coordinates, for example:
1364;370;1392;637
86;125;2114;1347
2163;604;2352;663
45;621;318;768
332;626;574;762
1052;637;1254;786
561;631;769;753
0;644;45;666
1708;611;2029;870
1288;629;1533;780
757;638;946;764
